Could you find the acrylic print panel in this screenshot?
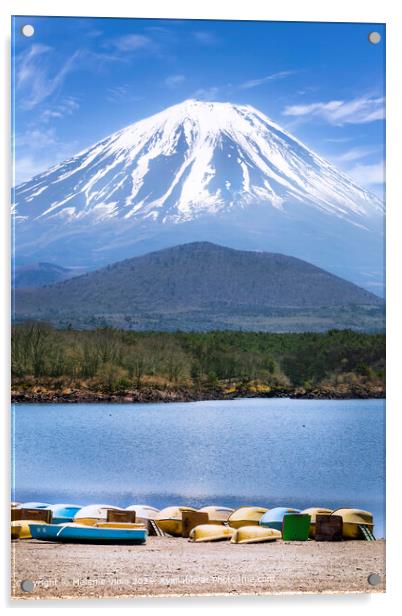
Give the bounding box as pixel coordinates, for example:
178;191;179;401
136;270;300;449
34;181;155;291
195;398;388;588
11;16;385;599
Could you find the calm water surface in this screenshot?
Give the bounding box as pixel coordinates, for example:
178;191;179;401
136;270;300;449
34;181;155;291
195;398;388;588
12;398;385;537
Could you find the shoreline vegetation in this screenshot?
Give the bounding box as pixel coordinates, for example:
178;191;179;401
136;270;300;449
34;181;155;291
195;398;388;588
12;324;385;403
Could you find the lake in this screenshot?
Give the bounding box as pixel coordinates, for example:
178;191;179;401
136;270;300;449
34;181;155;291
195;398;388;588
12;398;385;537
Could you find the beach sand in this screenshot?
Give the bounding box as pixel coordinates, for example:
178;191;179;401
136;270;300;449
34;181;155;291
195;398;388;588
11;537;385;599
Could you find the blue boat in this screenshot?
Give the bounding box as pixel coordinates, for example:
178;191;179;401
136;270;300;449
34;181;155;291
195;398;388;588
29;523;147;544
18;502;50;509
46;504;82;524
260;507;301;530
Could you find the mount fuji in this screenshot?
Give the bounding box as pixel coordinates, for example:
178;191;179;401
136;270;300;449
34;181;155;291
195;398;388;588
13;99;384;292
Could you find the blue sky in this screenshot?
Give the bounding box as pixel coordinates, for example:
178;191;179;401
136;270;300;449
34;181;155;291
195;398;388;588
12;16;385;195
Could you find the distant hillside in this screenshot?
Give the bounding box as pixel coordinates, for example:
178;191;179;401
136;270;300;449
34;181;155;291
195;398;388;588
13;262;83;288
14;242;384;332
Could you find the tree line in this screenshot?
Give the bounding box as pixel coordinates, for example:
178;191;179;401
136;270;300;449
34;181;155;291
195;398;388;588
11;323;385;394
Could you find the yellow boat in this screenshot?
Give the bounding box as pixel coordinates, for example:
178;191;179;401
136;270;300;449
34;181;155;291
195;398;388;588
198;506;234;524
155;506;197;537
331;508;374;539
301;508;333;538
11;519;46;539
96;522;147;529
231;525;282;544
228;506;268;528
189;524;235;542
73;504;124;526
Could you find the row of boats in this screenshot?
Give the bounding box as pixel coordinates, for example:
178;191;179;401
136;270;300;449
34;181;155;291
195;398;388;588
11;502;375;544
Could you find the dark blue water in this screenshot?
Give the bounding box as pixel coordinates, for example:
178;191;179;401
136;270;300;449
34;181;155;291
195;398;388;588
12;399;385;537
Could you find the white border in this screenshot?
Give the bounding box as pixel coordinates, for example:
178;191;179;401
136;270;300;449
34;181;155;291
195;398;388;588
1;0;401;613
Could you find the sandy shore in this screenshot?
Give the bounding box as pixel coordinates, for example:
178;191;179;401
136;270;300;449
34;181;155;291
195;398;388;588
11;538;385;599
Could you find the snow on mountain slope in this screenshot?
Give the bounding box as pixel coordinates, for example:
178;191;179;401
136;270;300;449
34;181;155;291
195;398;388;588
12;99;384;291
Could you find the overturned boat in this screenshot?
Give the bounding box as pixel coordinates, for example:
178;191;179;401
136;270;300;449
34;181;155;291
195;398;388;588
231;525;282;544
259;507;300;530
331;508;375;539
125;504;160;525
155;506;197;536
29;522;147;544
189;524;234;542
11;519;47;539
198;506;234;524
228;506;268;529
47;503;82;524
73;504;124;526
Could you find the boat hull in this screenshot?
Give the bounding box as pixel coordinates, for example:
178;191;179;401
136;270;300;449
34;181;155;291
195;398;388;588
189;524;234;542
331;509;374;539
228;507;268;529
29;523;147;544
155;506;197;537
231;526;282;544
11;519;46;539
260;507;300;530
198;506;234;524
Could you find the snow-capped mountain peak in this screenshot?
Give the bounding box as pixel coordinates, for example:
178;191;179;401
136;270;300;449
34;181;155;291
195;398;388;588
13;99;384;292
14;98;382;226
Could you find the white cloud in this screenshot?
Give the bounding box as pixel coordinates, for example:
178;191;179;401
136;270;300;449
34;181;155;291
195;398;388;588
110;34;154;53
164;74;185;88
240;71;294;90
16;44;81;109
348;161;385;186
335;146;376;163
283;96;385;125
41;97;80;122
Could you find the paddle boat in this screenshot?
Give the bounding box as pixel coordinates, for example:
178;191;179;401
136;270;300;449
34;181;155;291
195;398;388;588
189;524;234;542
29;522;147;544
228;506;268;529
125;504;160;525
16;502;50;509
11;519;47;539
331;508;375;539
301;507;333;538
73;504;124;526
46;504;82;524
198;506;234;524
260;507;300;530
231;526;282;544
155;506;197;536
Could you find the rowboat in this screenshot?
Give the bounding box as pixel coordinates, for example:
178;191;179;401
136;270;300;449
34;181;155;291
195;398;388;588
198;506;234;524
301;507;333;538
259;507;300;530
331;508;374;539
47;503;82;524
231;526;282;544
16;502;50;509
189;524;234;542
228;506;268;529
155;506;197;536
125;504;160;525
11;519;47;539
29;523;147;544
73;504;124;526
